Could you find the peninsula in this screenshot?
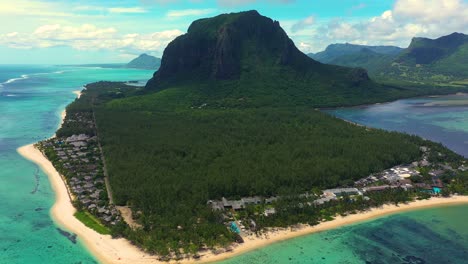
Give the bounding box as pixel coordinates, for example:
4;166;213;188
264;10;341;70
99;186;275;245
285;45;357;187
18;10;468;264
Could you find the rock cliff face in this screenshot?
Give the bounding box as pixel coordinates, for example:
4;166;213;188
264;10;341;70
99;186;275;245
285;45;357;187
146;10;326;89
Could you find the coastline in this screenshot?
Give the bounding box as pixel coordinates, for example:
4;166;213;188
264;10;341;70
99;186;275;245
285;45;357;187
203;195;468;263
17;144;163;264
15;91;468;264
319;91;468;111
17;89;164;264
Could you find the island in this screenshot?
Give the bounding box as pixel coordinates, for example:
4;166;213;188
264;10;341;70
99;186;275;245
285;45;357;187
126;54;161;70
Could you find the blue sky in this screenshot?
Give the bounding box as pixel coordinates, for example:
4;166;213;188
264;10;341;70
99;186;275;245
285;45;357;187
1;0;467;64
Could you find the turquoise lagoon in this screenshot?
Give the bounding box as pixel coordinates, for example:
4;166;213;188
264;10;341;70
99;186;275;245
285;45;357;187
0;65;152;263
1;66;467;264
219;205;468;264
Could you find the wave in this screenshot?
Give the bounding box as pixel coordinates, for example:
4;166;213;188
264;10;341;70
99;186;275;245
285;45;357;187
0;70;67;87
2;74;30;85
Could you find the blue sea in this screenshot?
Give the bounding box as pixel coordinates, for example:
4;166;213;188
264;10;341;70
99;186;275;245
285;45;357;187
0;65;467;264
0;65;153;263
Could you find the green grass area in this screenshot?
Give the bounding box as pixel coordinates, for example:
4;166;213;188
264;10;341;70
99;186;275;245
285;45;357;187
74;211;111;235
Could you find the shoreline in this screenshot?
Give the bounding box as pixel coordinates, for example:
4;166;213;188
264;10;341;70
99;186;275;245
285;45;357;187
17;89;165;263
203;196;468;263
319;91;468;111
15;90;468;264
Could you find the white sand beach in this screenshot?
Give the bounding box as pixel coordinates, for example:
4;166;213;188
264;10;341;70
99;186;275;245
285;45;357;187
17;140;468;264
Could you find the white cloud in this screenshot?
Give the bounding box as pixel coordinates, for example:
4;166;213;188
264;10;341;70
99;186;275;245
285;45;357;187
74;5;148;14
0;0;75;17
167;9;216;17
108;7;148;14
0;24;183;57
291;16;315;33
33;24;117;40
217;0;294;7
293;0;468;53
73;5;106;11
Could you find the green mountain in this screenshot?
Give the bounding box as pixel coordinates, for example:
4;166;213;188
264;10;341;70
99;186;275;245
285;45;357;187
383;32;468;83
126;53;161;70
145;10;409;108
308;43;402;63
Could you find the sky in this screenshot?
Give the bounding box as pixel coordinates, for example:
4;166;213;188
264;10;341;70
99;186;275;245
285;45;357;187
0;0;467;64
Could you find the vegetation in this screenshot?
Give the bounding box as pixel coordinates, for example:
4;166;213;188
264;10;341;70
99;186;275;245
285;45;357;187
74;211;112;235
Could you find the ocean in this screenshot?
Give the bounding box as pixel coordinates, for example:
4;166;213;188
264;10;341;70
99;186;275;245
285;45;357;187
0;65;153;263
1;65;467;264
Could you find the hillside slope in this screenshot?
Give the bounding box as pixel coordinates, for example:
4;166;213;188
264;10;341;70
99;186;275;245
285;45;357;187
383;32;468;82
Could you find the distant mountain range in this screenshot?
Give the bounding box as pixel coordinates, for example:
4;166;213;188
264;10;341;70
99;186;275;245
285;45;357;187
387;32;468;83
126;53;161;70
309;32;468;84
308;43;403;63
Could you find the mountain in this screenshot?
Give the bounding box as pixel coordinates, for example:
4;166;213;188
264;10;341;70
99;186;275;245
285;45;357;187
385;32;468;82
145;10;407;108
126;53;161;70
308;43;403;63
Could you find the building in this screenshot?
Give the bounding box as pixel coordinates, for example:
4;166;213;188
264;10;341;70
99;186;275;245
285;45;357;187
323;188;362;196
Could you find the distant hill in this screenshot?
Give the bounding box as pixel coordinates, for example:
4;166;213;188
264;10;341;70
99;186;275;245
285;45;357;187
310;33;468;84
384;32;468;82
308;43;403;64
126;53;161;70
145;10;409;107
